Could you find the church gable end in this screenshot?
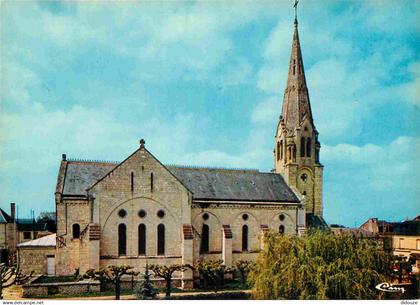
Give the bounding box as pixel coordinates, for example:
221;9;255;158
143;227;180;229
88;141;191;209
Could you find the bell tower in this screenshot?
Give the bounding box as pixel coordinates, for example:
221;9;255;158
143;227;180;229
274;16;323;217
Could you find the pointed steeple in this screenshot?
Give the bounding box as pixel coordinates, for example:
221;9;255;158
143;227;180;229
273;13;324;219
280;18;314;131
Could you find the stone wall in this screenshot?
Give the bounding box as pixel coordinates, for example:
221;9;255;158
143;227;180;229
89;147;191;265
22;278;100;298
56;199;90;275
191;204;300;264
56;239;83;276
17;246;55;275
0;224;6;248
100;256;182;274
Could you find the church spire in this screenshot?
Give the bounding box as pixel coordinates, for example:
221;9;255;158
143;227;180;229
280;16;314;131
274;11;323;218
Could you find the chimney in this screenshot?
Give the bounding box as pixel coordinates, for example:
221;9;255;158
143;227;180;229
10;203;16;223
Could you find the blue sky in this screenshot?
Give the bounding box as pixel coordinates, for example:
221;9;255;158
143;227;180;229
1;0;419;226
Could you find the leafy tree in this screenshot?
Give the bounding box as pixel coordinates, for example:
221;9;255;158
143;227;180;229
135;263;158;300
84;268;107;292
36;212;56;233
249;230;393;300
0;263;33;299
235;260;254;287
83;265;138;300
149;264;189;298
194;260;233;292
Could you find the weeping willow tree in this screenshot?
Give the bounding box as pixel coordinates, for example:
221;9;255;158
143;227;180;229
248;230;393;300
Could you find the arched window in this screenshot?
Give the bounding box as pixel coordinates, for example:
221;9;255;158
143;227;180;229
279;225;285;235
280;141;283;159
72;223;80;239
118;224;126;256
200;224;209;254
315;148;320;163
242;225;248;252
138;224;146;255
306;137;312;157
276;141;280;161
292;144;297;161
157;224;165;255
300;137;306;157
288;146;292;160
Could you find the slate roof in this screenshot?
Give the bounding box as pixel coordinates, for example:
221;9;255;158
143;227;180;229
167;166;299;202
17;234;56;248
62;161;116;195
16;219;48;231
306;213;329;230
0;209;12;224
61;161;299;203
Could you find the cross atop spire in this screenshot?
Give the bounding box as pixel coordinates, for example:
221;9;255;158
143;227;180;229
280;12;314;131
293;0;299;24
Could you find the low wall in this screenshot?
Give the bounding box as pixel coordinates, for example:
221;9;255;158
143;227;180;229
22;277;100;298
102;277;183;290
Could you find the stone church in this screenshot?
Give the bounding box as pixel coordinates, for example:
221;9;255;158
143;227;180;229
19;17;326;286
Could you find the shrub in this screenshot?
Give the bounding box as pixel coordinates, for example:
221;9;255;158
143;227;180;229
135;264;158;300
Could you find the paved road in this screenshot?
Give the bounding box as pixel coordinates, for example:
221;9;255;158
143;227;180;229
67;289;253;300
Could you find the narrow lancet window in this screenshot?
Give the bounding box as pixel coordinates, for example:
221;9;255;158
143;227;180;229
131;172;134;193
150;173;154;193
138;224;146;255
200;224;209;254
276;141;280;161
300;137;306;157
306;137;312;157
280;141;283;159
157;224;165;255
242;225;248;252
118;223;127;256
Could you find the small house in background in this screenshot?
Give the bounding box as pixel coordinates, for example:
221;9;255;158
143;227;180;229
331;216;420;273
0;203;55;263
17;234;56;276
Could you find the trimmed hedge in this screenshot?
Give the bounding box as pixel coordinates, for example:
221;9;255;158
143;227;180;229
169;291;251;300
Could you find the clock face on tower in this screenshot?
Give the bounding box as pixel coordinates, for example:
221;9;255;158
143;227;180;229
297;168;313;206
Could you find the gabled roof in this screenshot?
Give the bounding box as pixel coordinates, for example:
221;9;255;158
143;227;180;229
17;233;56;248
0;209;12;223
59;160;299;203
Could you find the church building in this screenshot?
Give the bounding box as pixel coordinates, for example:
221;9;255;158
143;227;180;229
19;16;326;287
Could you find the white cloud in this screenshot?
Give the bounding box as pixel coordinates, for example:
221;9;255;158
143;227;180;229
322;136;420;225
323;136;420;191
251;96;280;124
